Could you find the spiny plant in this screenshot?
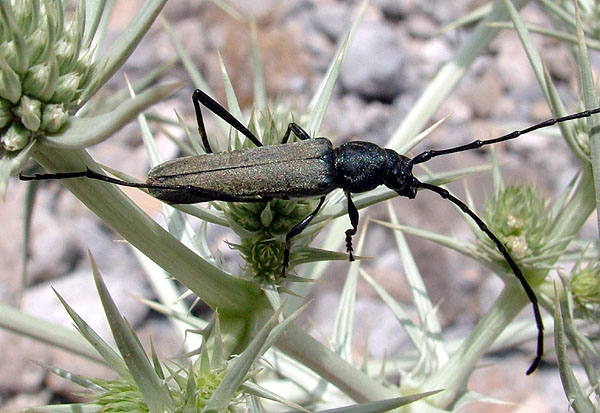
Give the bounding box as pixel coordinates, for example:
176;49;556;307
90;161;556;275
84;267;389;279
2;0;600;411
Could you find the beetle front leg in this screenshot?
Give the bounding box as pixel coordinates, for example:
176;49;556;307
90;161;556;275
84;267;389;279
281;196;326;277
345;192;359;261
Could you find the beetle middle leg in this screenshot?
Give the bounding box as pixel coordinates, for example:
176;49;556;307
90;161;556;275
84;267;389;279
281;196;326;277
344;192;358;261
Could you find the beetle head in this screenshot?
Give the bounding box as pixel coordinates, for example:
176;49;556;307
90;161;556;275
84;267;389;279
382;149;417;199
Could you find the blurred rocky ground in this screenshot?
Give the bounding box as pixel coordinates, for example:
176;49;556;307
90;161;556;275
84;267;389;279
1;0;596;411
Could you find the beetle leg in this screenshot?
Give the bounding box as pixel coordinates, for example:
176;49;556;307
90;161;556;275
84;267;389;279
281;196;326;277
345;192;359;261
192;90;213;153
192;89;263;153
282;122;312;144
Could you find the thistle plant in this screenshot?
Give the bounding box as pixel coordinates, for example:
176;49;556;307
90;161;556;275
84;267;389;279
2;0;600;411
50;252;286;412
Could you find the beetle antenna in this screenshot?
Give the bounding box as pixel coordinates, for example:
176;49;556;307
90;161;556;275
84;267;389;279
412;178;543;375
19;167;193;193
410;107;600;166
19;168;150;187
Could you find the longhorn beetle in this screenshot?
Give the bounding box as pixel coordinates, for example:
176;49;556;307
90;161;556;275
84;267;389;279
21;89;600;375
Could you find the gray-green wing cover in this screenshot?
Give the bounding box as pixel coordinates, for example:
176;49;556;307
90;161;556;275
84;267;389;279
147;138;337;203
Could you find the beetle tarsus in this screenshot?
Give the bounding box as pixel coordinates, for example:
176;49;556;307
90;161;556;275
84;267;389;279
281;248;291;278
344;193;359;261
345;235;355;261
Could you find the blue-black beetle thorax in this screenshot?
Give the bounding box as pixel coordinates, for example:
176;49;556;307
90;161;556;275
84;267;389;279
334;141;387;193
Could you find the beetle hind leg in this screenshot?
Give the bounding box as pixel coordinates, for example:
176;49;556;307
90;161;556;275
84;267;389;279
192;89;263;153
281;122;312;144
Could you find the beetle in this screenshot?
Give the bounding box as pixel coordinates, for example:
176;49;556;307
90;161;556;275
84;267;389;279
20;88;600;375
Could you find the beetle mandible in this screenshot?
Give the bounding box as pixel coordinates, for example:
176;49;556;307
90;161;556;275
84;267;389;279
20;88;600;375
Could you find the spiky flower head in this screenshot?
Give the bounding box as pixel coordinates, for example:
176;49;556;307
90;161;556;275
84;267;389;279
89;363;246;412
570;264;600;309
223;106;320;281
0;0;93;152
478;184;553;280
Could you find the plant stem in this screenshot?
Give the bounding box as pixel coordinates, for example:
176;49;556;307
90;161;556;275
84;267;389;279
422;284;529;408
34;146;260;315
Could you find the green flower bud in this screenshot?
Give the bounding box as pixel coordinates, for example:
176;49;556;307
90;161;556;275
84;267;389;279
505;235;528;260
226;202;266;234
506;214;524;231
0;98;12;129
573;117;591;157
260;202;273;227
0;56;22;103
2;122;31;151
41;103;69;133
26;27;49;64
268;199;317;235
73;47;94;81
11;0;38;35
226;198;318;238
571;266;600;306
51;72;81;103
15;95;42;131
23;63;52;100
92;364;237;411
55;38;78;73
3;40;20;73
0;2;28;76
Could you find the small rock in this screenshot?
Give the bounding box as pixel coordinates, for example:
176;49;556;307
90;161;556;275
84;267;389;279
419;0;467;24
22;268;150;339
406;13;438;38
0;389;52;410
374;0;415;19
494;32;537;92
312;2;351;41
420;37;453;73
323;94;392;145
0;333;47;393
340;23;407;102
353;298;406;356
471;69;504;118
